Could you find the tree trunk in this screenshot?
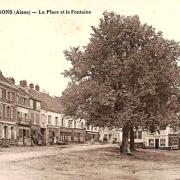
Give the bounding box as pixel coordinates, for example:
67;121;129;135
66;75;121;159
120;125;129;154
130;126;135;151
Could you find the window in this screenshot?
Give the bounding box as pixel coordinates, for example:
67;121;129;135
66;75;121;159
25;113;28;120
7;91;11;100
19;129;23;138
48;115;52;125
24;99;28;106
134;131;142;139
81;122;84;129
0;103;3;117
74;121;76;128
22;97;26;105
6;106;11;117
149;139;154;147
17;95;21;103
87;125;89;130
160;138;166;146
30;112;34;123
138;131;142;139
4;126;8;138
25;130;30;138
11;127;14;139
41;114;46;125
36;114;40;124
61;118;64;126
36;102;40;110
68;120;72;128
17;111;21;119
0;89;2;99
55;117;59;126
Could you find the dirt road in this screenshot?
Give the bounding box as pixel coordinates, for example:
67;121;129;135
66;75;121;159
0;144;114;163
0;144;115;180
1;144;180;180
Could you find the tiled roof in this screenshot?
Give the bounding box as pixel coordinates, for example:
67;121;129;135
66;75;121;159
17;86;41;101
27;88;63;114
0;73;11;84
0;73;17;89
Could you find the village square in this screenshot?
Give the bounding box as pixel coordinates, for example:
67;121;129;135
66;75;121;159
1;0;180;180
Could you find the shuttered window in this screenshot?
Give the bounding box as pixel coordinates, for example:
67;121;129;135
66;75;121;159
6;106;11;117
11;107;14;119
19;129;23;138
0;103;3;117
48;115;52;124
0;126;2;138
0;89;2;99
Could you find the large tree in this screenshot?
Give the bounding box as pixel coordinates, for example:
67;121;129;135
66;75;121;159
61;12;180;154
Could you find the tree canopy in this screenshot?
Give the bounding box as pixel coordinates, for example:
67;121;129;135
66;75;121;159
61;11;180;131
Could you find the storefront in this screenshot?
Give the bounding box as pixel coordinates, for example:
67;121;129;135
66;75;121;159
73;128;86;143
60;127;86;143
0;122;17;146
31;125;41;145
60;127;73;143
18;125;31;146
47;125;60;145
40;128;46;146
86;131;99;142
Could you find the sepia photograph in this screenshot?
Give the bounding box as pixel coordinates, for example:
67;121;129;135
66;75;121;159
0;0;180;179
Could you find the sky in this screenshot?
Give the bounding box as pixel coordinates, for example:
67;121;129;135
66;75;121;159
0;0;180;96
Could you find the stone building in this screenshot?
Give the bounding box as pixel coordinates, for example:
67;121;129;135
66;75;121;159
16;81;41;146
0;73;18;146
26;84;64;145
16;85;32;146
59;117;86;144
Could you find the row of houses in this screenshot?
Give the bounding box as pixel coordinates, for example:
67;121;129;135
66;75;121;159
0;71;99;147
99;126;180;149
1;70;179;149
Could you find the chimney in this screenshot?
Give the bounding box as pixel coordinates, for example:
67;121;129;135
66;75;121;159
0;70;2;75
7;77;15;84
35;84;40;91
29;83;34;89
20;80;27;87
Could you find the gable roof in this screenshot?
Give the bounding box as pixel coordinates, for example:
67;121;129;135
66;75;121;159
27;88;63;114
0;73;17;89
0;73;11;84
17;86;41;101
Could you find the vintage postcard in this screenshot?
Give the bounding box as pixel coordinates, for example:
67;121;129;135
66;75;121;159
0;0;180;179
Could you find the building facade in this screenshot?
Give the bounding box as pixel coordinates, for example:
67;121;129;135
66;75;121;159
144;126;180;149
0;74;18;146
0;73;99;147
16;86;31;146
85;125;100;143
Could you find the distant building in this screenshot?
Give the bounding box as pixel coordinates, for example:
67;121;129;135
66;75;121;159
99;127;122;143
144;126;180;149
99;125;180;150
85;125;100;143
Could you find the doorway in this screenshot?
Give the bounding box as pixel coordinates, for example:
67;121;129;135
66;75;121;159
155;139;159;149
4;126;8;138
41;128;46;145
